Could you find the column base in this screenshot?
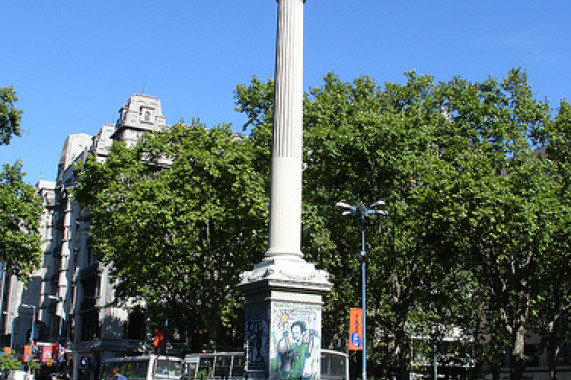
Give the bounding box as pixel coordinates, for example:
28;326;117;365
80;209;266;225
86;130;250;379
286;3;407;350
240;258;331;379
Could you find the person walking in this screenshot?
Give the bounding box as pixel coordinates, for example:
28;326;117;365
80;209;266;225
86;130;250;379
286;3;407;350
111;368;126;380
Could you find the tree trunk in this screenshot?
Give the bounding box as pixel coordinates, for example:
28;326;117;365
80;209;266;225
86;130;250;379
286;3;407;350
490;365;501;380
207;312;221;349
509;354;525;380
547;335;558;380
393;327;410;380
397;355;408;380
199;306;221;351
397;346;410;380
509;325;528;380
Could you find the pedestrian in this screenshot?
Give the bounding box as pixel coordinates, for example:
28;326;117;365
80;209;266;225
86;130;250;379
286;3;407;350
111;368;126;380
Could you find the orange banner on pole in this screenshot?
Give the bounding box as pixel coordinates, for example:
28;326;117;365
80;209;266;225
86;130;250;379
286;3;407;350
52;343;59;360
154;329;165;354
349;308;363;351
23;345;31;362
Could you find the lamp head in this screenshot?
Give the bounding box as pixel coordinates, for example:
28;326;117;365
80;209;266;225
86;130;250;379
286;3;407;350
369;200;385;208
335;202;352;209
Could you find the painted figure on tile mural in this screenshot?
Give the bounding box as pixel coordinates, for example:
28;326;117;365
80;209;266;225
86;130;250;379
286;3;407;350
276;321;318;379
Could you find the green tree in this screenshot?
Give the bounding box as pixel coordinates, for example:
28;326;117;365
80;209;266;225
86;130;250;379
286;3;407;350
235;69;569;379
75;121;269;349
534;99;571;380
0;353;22;378
0;86;42;280
75;70;567;379
0;86;22;145
235;72;475;378
408;69;570;380
0;162;42;278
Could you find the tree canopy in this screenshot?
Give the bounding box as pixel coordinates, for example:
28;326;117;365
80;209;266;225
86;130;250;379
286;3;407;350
236;69;570;379
0;86;22;146
0;87;42;280
75;121;269;349
76;69;569;379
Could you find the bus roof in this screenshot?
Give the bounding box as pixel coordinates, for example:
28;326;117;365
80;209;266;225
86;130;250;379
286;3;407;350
183;352;242;360
183;349;347;361
104;355;182;363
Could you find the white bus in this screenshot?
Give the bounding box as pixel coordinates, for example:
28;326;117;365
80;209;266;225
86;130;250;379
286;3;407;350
183;349;348;380
183;352;244;380
100;355;183;380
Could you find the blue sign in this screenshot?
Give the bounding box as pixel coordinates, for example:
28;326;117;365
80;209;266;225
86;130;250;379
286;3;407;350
351;332;362;348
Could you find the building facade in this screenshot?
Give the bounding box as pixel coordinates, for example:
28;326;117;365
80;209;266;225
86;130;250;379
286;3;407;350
0;94;166;380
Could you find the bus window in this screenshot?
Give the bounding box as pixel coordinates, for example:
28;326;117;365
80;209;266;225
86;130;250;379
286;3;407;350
330;356;346;376
100;363;113;380
183;362;197;380
213;356;231;377
129;361;149;379
155;358;183;379
231;355;244;377
101;356;182;380
320;350;348;380
197;357;213;378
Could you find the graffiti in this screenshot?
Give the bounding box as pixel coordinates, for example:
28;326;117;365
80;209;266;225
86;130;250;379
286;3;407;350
270;303;321;380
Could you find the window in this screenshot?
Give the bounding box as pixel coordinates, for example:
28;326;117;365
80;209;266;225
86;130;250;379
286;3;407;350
80;310;100;341
214;356;231;377
155;359;183;379
140;107;153;122
126;310;146;340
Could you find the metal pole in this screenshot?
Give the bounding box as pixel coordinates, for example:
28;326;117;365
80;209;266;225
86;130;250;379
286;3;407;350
9;312;14;354
0;265;5;335
164;316;168;355
360;213;367;380
56;298;64;376
336;200;387;380
433;338;437;380
24;305;36;376
30;306;36;347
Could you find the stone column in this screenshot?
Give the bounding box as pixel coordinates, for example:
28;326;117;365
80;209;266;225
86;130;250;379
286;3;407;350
267;0;304;259
240;1;331;379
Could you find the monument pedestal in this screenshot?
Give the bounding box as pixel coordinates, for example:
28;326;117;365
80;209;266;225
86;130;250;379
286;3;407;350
240;257;331;379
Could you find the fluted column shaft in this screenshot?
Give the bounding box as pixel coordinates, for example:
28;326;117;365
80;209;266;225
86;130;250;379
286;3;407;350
266;0;305;259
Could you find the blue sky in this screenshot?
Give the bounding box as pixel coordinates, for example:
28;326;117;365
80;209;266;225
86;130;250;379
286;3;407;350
1;1;570;184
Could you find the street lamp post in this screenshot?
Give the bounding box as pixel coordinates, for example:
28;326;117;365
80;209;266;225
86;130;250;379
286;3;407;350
21;304;36;345
2;311;15;354
21;304;37;373
336;200;388;380
48;296;65;375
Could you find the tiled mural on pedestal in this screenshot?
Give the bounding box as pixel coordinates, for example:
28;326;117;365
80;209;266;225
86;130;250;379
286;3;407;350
269;302;321;380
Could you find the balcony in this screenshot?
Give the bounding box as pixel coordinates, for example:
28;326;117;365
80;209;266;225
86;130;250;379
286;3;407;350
80;263;102;280
55;216;65;231
46;301;57;313
81;299;95;310
51;244;62;257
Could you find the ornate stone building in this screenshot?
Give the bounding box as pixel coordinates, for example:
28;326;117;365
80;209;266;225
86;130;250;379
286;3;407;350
0;94;166;380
